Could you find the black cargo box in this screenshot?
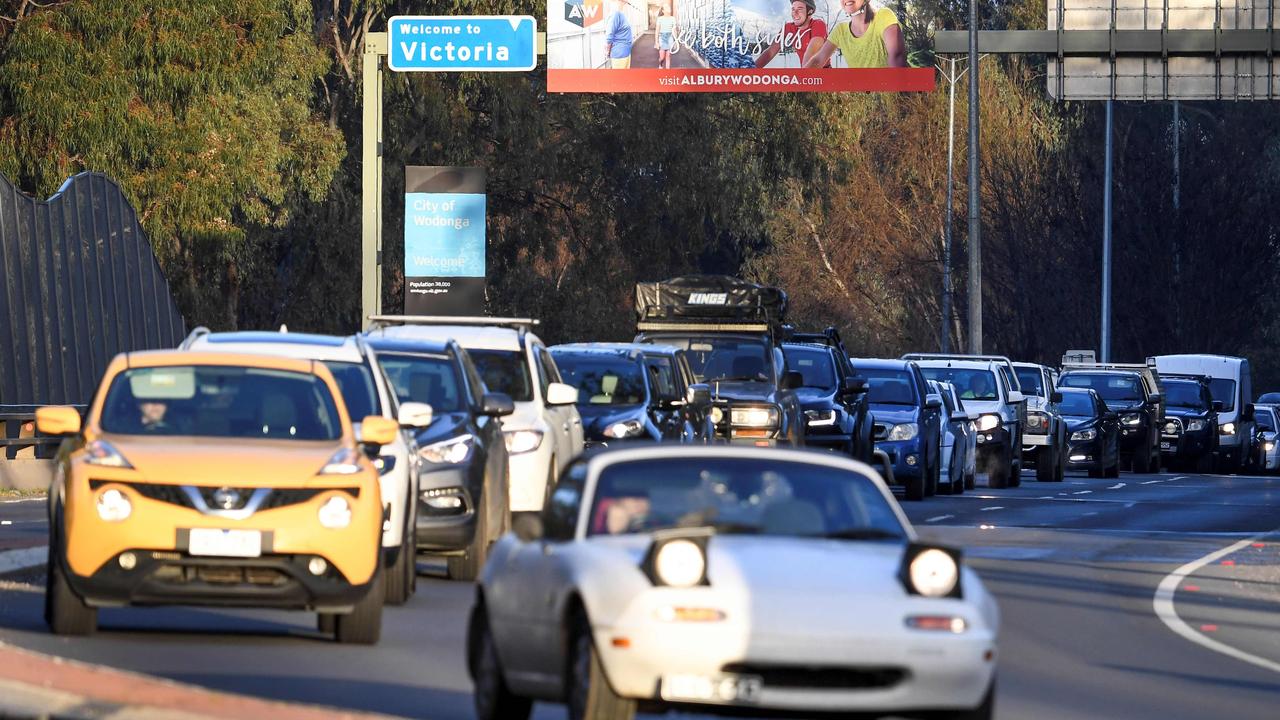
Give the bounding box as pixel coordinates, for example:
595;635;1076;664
634;275;788;326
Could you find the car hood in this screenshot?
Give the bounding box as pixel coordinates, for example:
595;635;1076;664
1103;400;1145;413
1165;407;1211;419
794;387;837;407
100;434;346;487
707;380;782;404
961;399;1004;415
868;405;919;424
1063;416;1099;433
576;404;648;435
414;411;471;446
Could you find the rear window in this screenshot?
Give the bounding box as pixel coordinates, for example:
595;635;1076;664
1060;373;1143;403
1207;379;1237;412
469;349;533;402
100;366;342;440
1015;368;1044;396
854;368;917;405
783;347;837;392
377;353;464;413
321;361;380;420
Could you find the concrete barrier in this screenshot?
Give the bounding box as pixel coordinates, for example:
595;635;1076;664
0;459;53;491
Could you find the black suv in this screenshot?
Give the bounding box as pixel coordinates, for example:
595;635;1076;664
549;343;713;444
633;275;805;446
1158;375;1220;472
364;335;514;581
782;341;871;461
1058;364;1163;473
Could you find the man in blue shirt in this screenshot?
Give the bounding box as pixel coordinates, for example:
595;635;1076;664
604;0;634;68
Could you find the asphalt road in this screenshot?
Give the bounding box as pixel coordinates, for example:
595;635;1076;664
1;468;1279;720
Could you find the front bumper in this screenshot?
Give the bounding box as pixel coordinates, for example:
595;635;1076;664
873;438;926;481
415;465;481;552
1160;429;1214;459
1065;438;1105;470
975;428;1011;461
1118;423;1150;452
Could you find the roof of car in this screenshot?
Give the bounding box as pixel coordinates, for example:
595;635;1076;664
367;324;536;352
1058;387;1099;396
911;358;998;371
782;342;835;354
849;358;912;370
363;335;452;355
551;342;679;357
189;332;364;362
122;349;323;375
1060;368;1140;376
1012;362;1046;370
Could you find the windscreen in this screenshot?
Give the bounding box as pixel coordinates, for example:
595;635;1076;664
587;457;906;540
854;368;917;405
377;353;464;413
1060;373;1143;403
645;336;773;384
920;368;999;401
321;361;380;420
1256;408;1276;432
100;366;342;440
1015;367;1045;397
1207;379;1237;412
1057;391;1097;417
782;346;837;391
1164;381;1208;410
468;349;533;402
553;354;647;405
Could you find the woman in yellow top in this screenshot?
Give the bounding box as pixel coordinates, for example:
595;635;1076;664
804;0;907;68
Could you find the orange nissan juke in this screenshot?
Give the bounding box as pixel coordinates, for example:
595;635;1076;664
36;351;399;644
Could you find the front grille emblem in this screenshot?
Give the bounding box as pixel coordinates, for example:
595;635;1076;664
212;487;242;510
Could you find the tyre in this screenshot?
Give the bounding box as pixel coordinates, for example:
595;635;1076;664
1036;447;1056;482
1055;444;1067;482
471;608;532;720
384;543;414;606
1132;440;1154;474
904;473;926;501
448;490;490;581
964;469;975;491
987;452;1009;489
317;613;336;635
335;569;383;644
1105;456;1121;479
1009;448;1022;488
1195;452;1214;474
568;611;636;720
46;539;97;636
925;454;939;497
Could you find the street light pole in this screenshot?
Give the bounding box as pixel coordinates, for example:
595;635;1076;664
967;0;982;354
941;57;958;353
1101;99;1114;363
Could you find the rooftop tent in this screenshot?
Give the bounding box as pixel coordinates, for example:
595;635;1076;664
634;275;788;326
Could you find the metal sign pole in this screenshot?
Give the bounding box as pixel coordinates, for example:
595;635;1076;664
967;0;982;354
362;32;388;330
942;57;958;354
1101;99;1114;363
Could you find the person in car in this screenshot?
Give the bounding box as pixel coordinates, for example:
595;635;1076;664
961;373;994;401
804;0;907;68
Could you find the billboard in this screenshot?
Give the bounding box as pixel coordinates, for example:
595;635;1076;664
403;167;486;316
548;0;935;92
1049;0;1280;100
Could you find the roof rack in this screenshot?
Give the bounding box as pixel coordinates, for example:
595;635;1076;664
1061;359;1156;373
179;326;211;351
368;315;540;331
636;321;770;333
901;353;1014;365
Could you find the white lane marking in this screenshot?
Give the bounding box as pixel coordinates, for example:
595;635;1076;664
0;546;44;574
0;521;10;526
1142;479;1169;485
0;498;44;504
925;515;954;523
1153;528;1280;675
1073;491;1093;495
1107;483;1126;490
1082;511;1099;517
980;506;1004;511
1038;496;1056;500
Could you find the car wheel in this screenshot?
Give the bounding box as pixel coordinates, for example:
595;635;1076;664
449;491;490;582
904;473;926;501
568;611;636;720
1132;441;1154;473
964;468;975;491
472;608;532;720
926;454;939;497
384;543;414;606
1008;447;1022;488
317;613;336;635
987;452;1009;489
46;533;96;636
1055;443;1067;482
1036;447;1056;482
335;569;383;644
1105;457;1121;479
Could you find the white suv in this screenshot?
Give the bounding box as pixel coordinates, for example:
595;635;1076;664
368;317;584;512
180;329;428;605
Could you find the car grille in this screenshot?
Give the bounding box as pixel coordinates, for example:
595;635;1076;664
196;486;255;511
88;481;348;513
1162;417;1183;435
873;423;890;441
720;663;907;690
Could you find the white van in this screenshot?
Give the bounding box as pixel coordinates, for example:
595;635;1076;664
1153;354;1255;473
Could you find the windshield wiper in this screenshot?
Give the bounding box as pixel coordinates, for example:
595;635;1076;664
820;528;905;541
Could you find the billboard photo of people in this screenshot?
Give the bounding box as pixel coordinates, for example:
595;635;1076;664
548;0;933;92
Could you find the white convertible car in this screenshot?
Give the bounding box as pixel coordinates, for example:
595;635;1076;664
467;446;999;720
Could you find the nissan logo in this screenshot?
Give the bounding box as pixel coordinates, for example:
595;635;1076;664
212;487;242;510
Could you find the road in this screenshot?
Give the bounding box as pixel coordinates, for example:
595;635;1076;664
1;468;1279;719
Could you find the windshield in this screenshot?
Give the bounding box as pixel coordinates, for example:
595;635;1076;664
376;353;464;413
468;349;533;402
1257;409;1276;432
587;457;906;539
1060;373;1143;403
782;347;837;391
1207;379;1237;412
645;336;773;384
1015;367;1045;396
321;361;380;419
920;368;999;401
553;354;647;405
853;368;917;405
1164;381;1208;410
1057;391;1096;417
100;366;342;440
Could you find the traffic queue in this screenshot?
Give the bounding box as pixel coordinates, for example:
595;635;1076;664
29;274;1273;720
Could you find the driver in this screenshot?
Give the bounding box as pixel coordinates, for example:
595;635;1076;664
138;400;169;432
962;373;994;400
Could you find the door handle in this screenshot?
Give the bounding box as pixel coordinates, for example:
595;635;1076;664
562;423;570;432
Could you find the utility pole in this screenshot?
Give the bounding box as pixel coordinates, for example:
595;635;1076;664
941;57;958;353
966;0;982;354
1172;100;1181;342
1101;100;1114;363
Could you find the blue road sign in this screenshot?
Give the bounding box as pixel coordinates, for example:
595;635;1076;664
388;15;537;72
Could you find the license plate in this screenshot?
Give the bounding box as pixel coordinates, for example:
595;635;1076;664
1160;442;1171;450
188;528;262;558
661;674;763;704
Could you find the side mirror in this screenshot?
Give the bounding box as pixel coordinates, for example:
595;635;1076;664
546;382;579;406
36;406;81;436
481;392;515;417
781;371;803;391
1212;400;1225;412
925;394;943;410
397;402;433;429
1007;390;1025;404
513;512;544;543
1147;393;1162;406
686;383;712;406
1049;391;1064;404
357;415;399;451
842;376;868;396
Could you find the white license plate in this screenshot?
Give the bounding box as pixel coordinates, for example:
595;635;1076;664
1160;442;1172;450
188;528;262;558
661;674;763;704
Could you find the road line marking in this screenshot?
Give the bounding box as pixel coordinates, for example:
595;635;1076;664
1038;496;1056;499
1082;512;1099;516
925;515;954;523
980;506;1004;511
1153;527;1280;676
1142;479;1168;484
0;521;10;526
1107;483;1126;490
0;546;44;574
1073;491;1093;495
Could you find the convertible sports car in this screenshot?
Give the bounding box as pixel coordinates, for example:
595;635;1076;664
467;446;999;720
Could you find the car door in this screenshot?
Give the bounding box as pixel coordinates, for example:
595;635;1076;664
644;354;684;440
533;343;581;467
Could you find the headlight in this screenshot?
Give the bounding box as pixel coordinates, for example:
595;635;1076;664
653;539;707;588
604;420;645;439
95;488;132;522
84;440;133;469
730;407;779;428
318;447;362;475
1266;442;1276;452
805;409;837;426
317;495;352;529
977;414;1000;432
505;429;544;454
1121;413;1142;426
907;548;959;598
1163;421;1179;434
1071;429;1097;441
708;406;725;424
419;434;474;464
1186;419;1206;433
1026;412;1049;433
1221;422;1236;436
887;423;918;441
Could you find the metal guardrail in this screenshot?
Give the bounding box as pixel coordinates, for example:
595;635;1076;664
1;405;82;460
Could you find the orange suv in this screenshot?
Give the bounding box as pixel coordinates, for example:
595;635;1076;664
37;351;397;643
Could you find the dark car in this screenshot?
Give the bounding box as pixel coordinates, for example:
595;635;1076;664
1058;388;1121;477
849;358;944;501
1058;368;1162;473
1159;376;1220;472
365;336;514;581
549;343;712;444
782;342;871;460
633;276;805;447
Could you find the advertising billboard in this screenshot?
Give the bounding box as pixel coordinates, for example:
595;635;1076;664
403;167;487;316
548;0;935;92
